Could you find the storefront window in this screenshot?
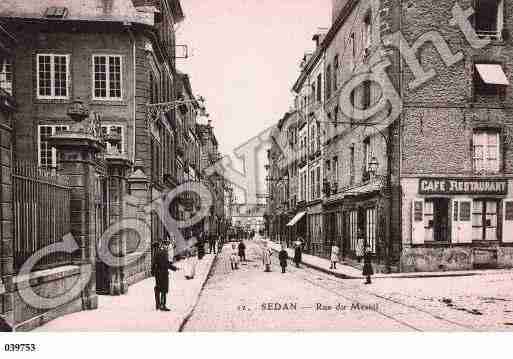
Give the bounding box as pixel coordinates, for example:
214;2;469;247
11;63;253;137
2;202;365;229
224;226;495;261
366;207;376;253
472;200;498;241
348;210;358;252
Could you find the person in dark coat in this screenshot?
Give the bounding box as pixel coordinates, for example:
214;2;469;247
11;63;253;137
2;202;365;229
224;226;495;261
362;245;374;284
152;241;179;311
196;235;206;260
209;234;216;254
151;242;161;310
293;239;303;268
279;244;288;273
238;241;246;262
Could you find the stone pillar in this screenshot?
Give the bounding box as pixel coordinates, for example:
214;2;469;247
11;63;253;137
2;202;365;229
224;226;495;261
127;160;151;278
105;153;132;295
49;99;105;311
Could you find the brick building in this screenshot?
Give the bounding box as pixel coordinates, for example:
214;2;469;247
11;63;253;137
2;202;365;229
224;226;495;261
268;0;513;272
197;121;225;238
0;0;208;330
0;22;16;330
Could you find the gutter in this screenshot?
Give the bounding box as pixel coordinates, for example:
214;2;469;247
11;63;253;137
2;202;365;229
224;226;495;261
125;25;137;165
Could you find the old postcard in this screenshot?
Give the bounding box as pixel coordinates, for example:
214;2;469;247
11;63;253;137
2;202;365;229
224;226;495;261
0;2;513;354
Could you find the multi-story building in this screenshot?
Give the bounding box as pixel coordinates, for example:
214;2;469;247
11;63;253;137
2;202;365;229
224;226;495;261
0;0;191;328
197;121;225;238
290;33;327;257
175;72;203;240
320;0;391;269
270;0;513;272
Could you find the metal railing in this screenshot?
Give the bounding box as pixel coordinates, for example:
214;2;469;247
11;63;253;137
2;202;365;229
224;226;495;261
13;162;72;271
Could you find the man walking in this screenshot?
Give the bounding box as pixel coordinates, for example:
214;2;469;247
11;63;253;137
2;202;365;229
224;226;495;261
279;244;288;273
152;241;179;311
293;238;303;268
238;240;246;262
209;234;217;254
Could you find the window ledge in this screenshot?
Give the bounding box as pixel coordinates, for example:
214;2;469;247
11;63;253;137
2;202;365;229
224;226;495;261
91;99;128;107
34;98;71;105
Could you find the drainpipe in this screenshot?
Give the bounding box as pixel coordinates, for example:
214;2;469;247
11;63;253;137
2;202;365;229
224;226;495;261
125;25;137;165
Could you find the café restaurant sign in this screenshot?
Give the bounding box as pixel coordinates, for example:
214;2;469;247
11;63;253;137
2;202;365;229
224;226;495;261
419;178;508;195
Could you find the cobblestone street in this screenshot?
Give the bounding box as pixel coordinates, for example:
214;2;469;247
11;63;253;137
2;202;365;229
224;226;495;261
184;239;513;331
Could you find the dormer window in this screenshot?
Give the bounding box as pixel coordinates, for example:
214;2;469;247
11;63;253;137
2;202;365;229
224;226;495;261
45;7;68;18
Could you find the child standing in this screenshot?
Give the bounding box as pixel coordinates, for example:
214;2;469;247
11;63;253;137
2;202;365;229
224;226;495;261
230;243;239;270
330;244;339;270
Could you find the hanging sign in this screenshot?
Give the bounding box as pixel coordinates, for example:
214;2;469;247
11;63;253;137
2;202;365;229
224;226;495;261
419;178;508;195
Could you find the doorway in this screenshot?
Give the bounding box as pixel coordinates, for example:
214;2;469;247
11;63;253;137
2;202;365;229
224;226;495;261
425;198;449;242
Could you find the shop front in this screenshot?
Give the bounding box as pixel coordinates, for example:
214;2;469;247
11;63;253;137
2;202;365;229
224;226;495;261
340;181;387;269
306;203;323;256
402;177;513;272
323;194;345;259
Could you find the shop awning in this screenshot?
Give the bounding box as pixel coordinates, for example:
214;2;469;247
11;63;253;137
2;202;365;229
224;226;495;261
346;181;382;197
476;64;509;85
287;211;306;226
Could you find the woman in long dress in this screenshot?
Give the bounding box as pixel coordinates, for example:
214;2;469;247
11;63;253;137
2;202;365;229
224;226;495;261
262;242;272;272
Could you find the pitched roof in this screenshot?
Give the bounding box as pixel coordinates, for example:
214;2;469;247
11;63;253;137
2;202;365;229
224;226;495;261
0;0;150;25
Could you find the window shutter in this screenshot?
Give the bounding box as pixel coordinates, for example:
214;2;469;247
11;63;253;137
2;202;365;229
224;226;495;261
502;131;506;173
458;199;473;243
498;0;504;36
503;199;513;243
452;200;460;244
411;199;425;244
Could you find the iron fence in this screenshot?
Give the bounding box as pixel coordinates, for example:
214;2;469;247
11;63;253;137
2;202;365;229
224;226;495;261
13;162;72;271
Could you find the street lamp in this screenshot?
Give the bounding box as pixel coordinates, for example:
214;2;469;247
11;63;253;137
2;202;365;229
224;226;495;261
368;156;379;179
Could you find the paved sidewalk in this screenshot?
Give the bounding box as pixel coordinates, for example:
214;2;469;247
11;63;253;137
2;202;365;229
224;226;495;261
264;239;513;279
36;253;217;332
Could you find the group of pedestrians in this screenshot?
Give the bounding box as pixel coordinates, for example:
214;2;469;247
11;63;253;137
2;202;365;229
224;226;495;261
262;239;303;274
263;234;374;284
229;240;246;270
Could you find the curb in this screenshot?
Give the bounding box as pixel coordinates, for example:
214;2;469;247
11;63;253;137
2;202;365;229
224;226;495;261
178;253;218;332
267;242;504;280
268;247;359;279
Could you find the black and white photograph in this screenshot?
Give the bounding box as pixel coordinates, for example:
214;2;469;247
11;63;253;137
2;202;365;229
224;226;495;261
0;0;512;357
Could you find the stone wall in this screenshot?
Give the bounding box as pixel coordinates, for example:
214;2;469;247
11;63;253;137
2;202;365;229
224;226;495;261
0;107;13;323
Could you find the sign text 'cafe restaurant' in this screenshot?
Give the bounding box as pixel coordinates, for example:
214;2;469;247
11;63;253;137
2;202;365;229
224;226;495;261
400;177;513;272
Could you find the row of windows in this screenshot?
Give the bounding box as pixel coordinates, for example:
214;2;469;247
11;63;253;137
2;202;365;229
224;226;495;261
293;128;500;202
419;198;500;243
35;54;122;100
298;166;322;203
